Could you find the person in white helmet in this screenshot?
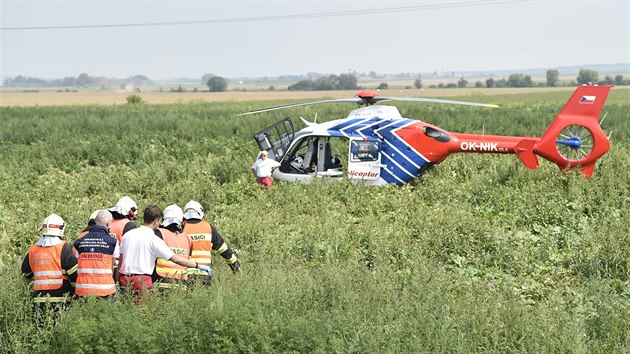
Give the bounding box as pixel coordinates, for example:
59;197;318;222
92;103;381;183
21;214;78;312
119;205;211;303
153;204;194;289
182;200;241;277
108;196;138;246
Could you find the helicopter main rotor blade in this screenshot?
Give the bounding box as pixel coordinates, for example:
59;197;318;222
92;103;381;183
238;98;362;115
374;96;499;108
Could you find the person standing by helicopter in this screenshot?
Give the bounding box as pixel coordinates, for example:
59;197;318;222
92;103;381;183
251;151;281;189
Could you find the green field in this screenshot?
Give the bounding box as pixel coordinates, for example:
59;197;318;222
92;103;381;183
0;89;628;352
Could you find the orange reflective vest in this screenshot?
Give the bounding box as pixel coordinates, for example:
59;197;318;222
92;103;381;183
75;252;115;297
28;242;68;291
109;219;130;246
155;228;192;280
183;221;213;266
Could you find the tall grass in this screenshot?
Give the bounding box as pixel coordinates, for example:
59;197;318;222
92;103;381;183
0;90;628;352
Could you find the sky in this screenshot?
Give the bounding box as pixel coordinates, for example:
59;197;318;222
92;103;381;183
1;0;628;80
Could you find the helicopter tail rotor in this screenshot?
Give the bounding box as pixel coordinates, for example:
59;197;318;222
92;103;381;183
535;84;613;177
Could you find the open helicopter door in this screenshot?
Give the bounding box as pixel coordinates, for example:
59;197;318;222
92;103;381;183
347;138;381;181
252;117;294;162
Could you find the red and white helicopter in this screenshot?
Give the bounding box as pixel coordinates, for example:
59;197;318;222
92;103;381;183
243;84;612;186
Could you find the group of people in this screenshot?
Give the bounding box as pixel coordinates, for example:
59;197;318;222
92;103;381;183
21;196;241;308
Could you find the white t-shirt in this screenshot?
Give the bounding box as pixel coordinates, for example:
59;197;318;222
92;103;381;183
119;225;175;275
252;158;281;178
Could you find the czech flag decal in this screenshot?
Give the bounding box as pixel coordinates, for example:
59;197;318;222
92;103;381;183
579;96;596;104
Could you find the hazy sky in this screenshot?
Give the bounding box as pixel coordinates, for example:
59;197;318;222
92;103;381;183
1;0;628;80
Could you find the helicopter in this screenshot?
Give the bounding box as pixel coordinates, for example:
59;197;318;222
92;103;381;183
243;84;613;186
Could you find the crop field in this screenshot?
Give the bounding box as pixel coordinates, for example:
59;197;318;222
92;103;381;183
0;88;628;352
0;86;580;106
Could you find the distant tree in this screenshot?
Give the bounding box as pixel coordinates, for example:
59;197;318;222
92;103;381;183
76;73;94;87
414;78;423;89
494;78;508;88
546;69;559;87
457;78;468;88
506;73;534;87
369;71;378;79
377;82;388;90
62;76;76;87
207;76;227;92
446;83;457;88
288;79;315;91
337;74;358;90
485;78;495;88
314;76;337;90
200;73;215;85
474;81;483;88
577;69;599;85
614;75;624;85
600;75;615;85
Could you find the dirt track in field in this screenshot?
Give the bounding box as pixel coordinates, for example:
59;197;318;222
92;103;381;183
0;87;577;106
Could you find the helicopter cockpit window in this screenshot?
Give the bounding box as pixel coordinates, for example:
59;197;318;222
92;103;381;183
350;140;379;162
281;136;319;174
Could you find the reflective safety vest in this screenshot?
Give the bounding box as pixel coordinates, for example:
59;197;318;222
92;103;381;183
110;219;130;246
156;228;192;280
183;220;213;266
28;242;68;291
75;252;116;297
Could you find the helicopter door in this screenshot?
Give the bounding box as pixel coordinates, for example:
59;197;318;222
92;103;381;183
347;138;381;181
252;117;294;162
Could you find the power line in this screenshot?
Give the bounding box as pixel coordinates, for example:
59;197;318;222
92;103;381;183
1;0;532;31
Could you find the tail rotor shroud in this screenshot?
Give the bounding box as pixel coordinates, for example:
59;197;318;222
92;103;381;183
555;124;595;162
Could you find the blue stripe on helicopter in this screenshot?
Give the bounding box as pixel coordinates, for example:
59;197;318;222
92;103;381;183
327;118;428;183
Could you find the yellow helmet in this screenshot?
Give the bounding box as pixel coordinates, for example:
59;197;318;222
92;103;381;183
40;214;66;238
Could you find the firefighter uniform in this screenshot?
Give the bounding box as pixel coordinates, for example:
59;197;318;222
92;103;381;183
74;225;119;297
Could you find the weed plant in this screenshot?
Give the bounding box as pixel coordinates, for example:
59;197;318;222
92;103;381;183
0;90;628;352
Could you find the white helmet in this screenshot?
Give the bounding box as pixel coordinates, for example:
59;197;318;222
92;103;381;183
40;214;66;238
183;200;204;220
161;204;183;227
108;196;138;219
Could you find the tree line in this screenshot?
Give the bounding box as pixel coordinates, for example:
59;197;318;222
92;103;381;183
3;73;152;89
424;69;629;89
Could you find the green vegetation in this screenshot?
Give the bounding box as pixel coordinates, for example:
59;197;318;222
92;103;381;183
288;74;358;91
0;89;628;352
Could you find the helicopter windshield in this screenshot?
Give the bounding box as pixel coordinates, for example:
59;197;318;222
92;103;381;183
281;136;346;175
